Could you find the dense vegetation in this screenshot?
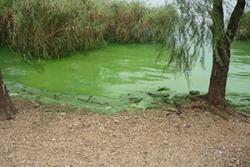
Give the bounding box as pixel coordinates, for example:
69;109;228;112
0;0;13;46
0;0;178;59
238;11;250;40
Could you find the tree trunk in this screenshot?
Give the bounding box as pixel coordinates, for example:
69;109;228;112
208;0;246;106
0;69;16;120
208;42;230;106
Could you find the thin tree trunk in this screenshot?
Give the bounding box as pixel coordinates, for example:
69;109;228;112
0;69;16;120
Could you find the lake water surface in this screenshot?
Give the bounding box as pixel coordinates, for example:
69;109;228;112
0;42;249;112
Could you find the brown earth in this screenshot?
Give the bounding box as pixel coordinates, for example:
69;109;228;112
0;99;250;167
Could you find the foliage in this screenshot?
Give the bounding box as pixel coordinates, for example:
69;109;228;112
165;0;247;105
0;0;12;15
10;0;107;59
0;0;179;59
166;0;211;74
0;0;14;46
166;0;248;73
105;1;178;43
238;11;250;40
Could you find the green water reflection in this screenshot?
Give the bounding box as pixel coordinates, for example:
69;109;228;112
0;42;249;112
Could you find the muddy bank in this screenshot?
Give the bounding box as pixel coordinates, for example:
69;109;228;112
0;99;249;167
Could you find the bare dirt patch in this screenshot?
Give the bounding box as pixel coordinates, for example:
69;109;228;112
0;99;249;167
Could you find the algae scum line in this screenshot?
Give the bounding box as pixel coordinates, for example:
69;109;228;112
0;42;250;113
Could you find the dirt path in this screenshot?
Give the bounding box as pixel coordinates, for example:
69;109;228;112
0;99;249;167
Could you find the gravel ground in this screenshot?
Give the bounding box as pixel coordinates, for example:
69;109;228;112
0;99;249;167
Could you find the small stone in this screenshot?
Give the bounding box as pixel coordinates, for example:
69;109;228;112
133;116;138;119
60;112;66;116
129;97;142;103
167;107;177;112
66;165;73;167
189;90;200;96
236;159;240;166
34;103;41;109
183;124;191;128
99;126;104;131
9;93;18;96
157;87;170;92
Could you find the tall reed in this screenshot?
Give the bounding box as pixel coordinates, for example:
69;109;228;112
10;0;107;59
0;0;14;46
1;0;179;59
238;11;250;40
105;1;178;43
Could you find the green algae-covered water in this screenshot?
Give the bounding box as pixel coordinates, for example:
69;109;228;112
0;43;250;113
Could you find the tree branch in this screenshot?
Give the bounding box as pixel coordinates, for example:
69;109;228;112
226;0;246;42
211;0;225;41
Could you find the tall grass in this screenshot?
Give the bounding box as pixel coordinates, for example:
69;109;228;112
238;11;250;40
1;0;179;59
105;1;148;43
0;0;12;14
105;1;178;43
0;0;14;46
12;0;107;59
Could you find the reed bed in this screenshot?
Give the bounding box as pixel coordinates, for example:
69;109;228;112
0;0;14;46
106;1;177;43
11;0;108;59
1;0;179;59
238;11;250;40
